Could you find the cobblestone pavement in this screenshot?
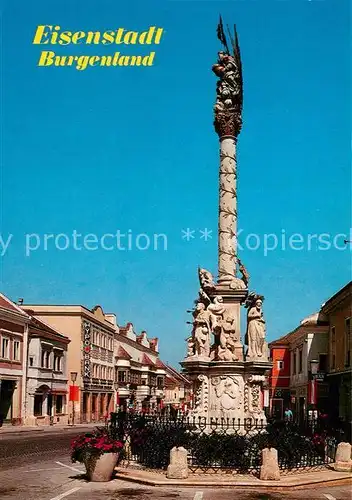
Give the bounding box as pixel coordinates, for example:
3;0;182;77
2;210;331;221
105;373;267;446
0;433;350;500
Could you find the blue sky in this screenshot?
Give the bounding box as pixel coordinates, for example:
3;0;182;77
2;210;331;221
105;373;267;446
1;0;351;367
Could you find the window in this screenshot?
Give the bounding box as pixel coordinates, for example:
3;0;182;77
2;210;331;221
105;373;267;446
157;376;164;389
319;354;327;372
345;318;351;367
41;350;51;368
56;395;63;414
118;370;127;383
53;354;62;372
293;352;297;375
13;340;20;361
130;371;140;385
331;327;336;369
29;357;34;367
34;395;43;416
1;337;9;359
299;349;303;373
277;360;284;370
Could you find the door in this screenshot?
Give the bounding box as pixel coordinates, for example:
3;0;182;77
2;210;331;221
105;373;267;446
271;399;283;420
47;394;53;416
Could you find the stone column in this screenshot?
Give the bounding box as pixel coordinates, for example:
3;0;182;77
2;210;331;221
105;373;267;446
213;46;243;286
218;136;237;285
86;392;92;423
42;393;49;416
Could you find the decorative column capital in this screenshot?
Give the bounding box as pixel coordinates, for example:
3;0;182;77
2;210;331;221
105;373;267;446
214;110;242;139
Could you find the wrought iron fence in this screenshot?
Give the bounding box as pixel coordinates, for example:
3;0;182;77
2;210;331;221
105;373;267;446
110;412;341;474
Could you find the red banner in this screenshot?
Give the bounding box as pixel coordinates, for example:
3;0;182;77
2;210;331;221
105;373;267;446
69;385;79;401
308;379;317;405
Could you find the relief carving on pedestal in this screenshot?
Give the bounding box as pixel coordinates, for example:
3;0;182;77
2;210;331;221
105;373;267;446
211;375;242;411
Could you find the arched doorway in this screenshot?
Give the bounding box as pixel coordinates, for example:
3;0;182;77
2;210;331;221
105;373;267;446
34;384;51;417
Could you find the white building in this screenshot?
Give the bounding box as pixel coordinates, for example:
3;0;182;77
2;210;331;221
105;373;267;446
114;323;166;411
24;314;70;426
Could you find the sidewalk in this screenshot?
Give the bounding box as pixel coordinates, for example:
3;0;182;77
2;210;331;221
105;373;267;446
114;467;352;491
0;422;103;435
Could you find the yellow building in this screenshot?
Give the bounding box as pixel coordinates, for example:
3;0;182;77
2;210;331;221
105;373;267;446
164;365;191;413
322;281;352;426
23;304;115;423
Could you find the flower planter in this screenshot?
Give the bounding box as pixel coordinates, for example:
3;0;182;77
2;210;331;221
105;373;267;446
85;452;118;482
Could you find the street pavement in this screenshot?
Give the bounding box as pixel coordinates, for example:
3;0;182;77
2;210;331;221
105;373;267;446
0;431;350;499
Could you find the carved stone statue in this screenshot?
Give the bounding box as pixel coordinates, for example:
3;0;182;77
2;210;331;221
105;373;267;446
198;267;215;293
218;313;239;361
213;52;241;113
192;302;211;358
207;296;226;344
245;293;266;359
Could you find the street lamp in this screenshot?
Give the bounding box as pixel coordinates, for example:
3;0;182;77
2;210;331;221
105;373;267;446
308;360;319;425
114;381;120;412
310;359;319;376
70;372;78;426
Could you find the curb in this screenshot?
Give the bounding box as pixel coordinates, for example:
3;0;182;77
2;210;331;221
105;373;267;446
0;425;97;436
114;470;352;491
0;428;44;435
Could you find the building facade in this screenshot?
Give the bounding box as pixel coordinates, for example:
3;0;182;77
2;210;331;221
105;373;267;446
268;311;329;423
0;294;29;425
23;314;70;426
114;323;166;412
24;304;116;423
268;339;290;419
322;281;352;426
164;365;192;413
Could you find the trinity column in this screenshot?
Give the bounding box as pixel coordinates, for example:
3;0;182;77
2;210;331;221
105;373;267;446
181;19;272;423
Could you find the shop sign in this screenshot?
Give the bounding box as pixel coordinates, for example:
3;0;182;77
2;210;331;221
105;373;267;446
83;321;91;379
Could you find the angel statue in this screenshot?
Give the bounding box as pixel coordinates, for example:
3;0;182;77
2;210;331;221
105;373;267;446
191;302;211;358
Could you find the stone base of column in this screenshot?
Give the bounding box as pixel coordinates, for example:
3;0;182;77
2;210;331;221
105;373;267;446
181;358;271;424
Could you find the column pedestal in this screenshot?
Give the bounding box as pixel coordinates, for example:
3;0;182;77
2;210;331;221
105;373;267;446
181;358;272;424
